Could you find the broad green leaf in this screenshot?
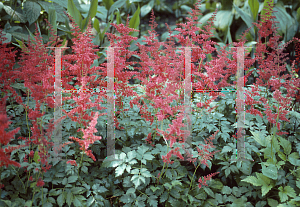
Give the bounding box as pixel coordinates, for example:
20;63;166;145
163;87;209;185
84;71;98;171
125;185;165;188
108;0;126;15
297;7;300;23
102;0;114;11
48;4;57;37
82;0;99;31
141;0;154;17
248;0;259;20
233;4;255;37
67;0;82;28
273;5;297;41
93;18;100;33
214;10;233;31
129;4;140;37
3;4;26;23
116;9;121;24
23;1;41;26
261;163;277;180
99;13;113;42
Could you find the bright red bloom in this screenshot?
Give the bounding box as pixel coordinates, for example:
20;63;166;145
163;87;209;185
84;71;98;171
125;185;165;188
36;178;45;187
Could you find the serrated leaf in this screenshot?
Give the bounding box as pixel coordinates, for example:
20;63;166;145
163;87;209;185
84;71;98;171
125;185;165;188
71;187;85;194
221;146;232;154
222;186;232;195
140;168;152;178
143;153;154;160
68;175;78;183
115;163;126;177
288;152;300;166
57;194;65;207
241;175;263;186
278;186;297;203
261;163;278;180
66;191;73;206
278;137;292;155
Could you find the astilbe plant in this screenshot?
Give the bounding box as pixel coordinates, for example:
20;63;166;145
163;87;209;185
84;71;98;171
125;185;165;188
0;1;300;205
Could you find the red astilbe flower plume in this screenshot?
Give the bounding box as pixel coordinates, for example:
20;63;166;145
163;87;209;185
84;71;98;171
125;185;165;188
69;112;102;161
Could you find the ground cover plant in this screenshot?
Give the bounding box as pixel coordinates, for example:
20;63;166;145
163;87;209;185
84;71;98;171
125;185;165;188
0;0;300;206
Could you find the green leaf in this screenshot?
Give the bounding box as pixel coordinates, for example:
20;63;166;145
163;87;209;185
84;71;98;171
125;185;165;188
66;191;73;206
34;151;40;164
71;187;85;194
115;163;126;177
48;4;57;37
141;0;154;17
221;186;232;195
278;137;291;155
68;175;78;183
248;0;259;20
297;7;300;23
131;174;145;189
214;10;233;31
140;168;152;178
93;18;100;33
102;0;115;11
267;198;278;206
108;0;126;15
82;0;99;31
204;187;214;197
241;175;263;186
129;4;140;37
221;146;232;154
278;186;297;203
233;4;255;37
57;194;65;207
288;152;300;166
147;195;158;207
67;0;82;28
250;130;269;147
261;163;278;180
143;153;154;160
116;9;122;24
23;1;41;25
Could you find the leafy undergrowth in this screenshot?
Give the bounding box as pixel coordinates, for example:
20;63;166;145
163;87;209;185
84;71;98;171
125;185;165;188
1;83;300;207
